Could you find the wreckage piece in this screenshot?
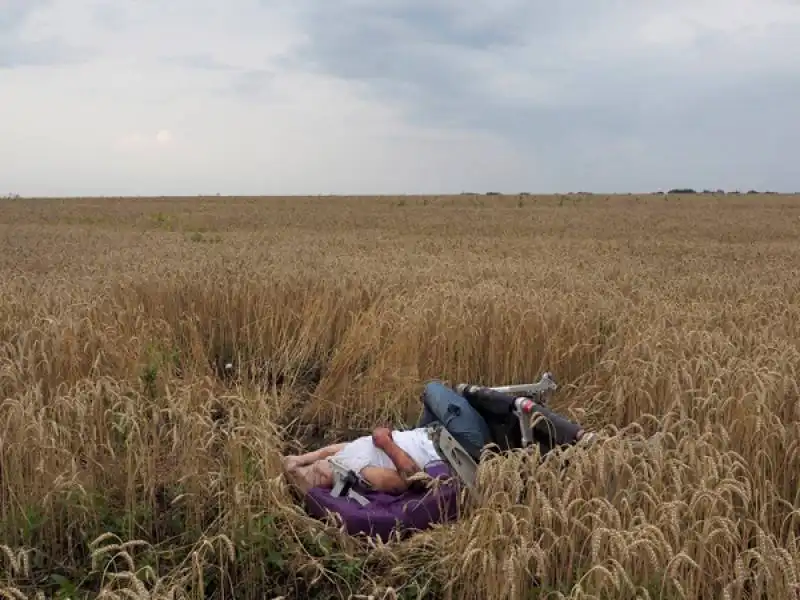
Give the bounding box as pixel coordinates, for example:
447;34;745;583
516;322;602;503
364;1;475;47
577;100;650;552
424;373;569;490
303;372;576;540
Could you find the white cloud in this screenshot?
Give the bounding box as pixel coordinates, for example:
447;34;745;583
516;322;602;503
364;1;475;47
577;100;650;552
113;130;174;151
0;0;798;196
114;132;147;150
155;130;173;145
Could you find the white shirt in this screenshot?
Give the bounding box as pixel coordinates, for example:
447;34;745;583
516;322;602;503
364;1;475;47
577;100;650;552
331;428;441;475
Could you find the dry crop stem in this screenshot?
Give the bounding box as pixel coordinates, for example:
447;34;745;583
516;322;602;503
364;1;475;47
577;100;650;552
1;192;799;599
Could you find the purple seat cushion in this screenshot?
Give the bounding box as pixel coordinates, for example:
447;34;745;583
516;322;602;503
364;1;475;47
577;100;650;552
303;461;461;541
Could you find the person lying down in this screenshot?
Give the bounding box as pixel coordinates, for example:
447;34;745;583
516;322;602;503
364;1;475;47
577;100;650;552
282;420;595;496
282;426;436;495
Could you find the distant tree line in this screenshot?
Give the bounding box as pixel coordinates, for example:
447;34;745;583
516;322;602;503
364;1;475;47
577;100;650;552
665;188;779;195
458;189;785;196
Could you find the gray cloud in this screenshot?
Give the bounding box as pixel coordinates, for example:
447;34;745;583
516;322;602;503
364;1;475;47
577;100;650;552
1;0;798;195
0;37;90;68
0;0;91;68
0;0;49;32
283;0;800;190
91;4;132;31
164;54;238;72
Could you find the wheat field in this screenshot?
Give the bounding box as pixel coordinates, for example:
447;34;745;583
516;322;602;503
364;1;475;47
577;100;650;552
1;193;799;599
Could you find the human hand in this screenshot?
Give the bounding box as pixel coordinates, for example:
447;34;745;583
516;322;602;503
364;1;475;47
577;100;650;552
372;427;393;448
282;455;302;473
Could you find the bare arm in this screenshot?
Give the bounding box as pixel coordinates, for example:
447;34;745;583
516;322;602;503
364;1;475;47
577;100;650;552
359;466;409;494
377;436;422;478
282;442;347;473
370;428;424;491
308;443;348;462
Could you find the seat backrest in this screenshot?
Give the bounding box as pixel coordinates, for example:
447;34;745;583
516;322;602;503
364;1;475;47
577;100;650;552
429;426;479;489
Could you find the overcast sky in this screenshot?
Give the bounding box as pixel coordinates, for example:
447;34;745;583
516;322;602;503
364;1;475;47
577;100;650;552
1;0;799;196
